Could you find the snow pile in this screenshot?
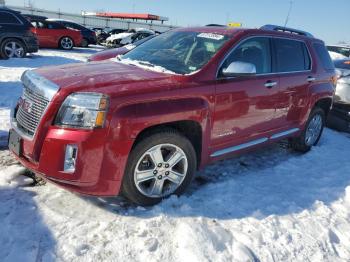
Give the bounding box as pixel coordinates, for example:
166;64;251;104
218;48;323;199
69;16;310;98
1;48;350;261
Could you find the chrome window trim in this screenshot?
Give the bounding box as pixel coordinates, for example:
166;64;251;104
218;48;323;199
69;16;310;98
216;35;313;80
0;11;24;25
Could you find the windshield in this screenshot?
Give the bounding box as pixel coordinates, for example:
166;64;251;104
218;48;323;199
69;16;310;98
121;30;230;74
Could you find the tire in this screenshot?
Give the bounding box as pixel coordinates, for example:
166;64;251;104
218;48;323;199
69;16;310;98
59;37;74;50
81;38;89;48
122;128;197;206
0;38;26;59
289;107;326;153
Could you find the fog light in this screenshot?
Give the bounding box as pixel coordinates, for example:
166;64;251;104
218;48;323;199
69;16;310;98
64;145;78;173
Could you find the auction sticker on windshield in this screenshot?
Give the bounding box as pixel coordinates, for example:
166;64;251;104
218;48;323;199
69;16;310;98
197;33;224;40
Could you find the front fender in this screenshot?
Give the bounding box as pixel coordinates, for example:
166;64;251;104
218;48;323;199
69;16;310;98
110;97;210;140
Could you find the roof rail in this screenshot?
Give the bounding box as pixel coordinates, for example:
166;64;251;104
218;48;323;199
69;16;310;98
260;24;314;38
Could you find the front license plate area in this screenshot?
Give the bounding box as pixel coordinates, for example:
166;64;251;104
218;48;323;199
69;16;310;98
8;129;22;156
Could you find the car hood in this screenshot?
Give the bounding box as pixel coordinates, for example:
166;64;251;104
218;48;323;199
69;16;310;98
34;60;180;96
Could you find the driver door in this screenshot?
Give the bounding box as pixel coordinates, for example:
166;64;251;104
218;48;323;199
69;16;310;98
212;36;279;151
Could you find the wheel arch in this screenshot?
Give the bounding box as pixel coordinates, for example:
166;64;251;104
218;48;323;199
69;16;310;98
314;97;333;116
131;120;203;169
108;97;211;169
0;37;27;49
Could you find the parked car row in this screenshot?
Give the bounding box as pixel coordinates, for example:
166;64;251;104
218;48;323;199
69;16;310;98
1;6;156;59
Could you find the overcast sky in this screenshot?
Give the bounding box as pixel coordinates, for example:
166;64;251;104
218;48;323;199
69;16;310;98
6;0;350;44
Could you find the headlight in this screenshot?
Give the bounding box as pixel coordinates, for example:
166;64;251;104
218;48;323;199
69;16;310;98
55;93;109;129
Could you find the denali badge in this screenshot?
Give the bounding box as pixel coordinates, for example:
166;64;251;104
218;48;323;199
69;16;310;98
19;97;33;113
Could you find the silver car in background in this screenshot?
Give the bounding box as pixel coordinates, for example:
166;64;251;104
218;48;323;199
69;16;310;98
327;45;350;58
334;59;350;105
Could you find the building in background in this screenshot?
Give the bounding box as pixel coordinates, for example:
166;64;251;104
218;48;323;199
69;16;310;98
0;0;5;6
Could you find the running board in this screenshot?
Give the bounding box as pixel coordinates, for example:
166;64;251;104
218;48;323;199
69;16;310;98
210;128;300;158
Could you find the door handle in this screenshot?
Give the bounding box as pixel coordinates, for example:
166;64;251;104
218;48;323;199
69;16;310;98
307;76;316;82
264;80;277;88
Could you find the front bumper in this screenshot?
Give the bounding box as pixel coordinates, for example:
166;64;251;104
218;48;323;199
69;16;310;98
9;126;131;196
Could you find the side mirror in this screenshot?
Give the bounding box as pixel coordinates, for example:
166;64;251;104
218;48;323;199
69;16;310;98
221;61;257;77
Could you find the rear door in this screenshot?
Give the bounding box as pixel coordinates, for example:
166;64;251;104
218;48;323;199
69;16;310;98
271;38;314;129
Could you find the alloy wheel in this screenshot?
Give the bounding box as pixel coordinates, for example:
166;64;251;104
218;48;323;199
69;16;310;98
134;143;188;198
305;113;323;146
4;41;25;58
61;37;73;49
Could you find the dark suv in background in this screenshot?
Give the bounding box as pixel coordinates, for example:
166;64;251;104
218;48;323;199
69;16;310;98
0;7;38;58
47;19;97;47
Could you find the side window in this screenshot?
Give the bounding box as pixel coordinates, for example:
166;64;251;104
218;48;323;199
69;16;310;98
0;11;21;24
274;38;310;72
221;37;272;75
47;22;64;29
313;43;335;71
37;22;47;29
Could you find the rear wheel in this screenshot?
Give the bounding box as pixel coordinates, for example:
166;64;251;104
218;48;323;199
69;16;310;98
0;38;26;59
289;107;325;153
59;37;74;50
122;129;197;206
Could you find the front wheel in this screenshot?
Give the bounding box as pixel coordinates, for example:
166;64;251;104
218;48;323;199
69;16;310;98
289;107;326;153
122;129;197;206
59;37;74;50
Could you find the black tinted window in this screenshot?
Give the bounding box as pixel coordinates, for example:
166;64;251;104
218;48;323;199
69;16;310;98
275;39;310;72
47;22;65;29
64;22;84;30
314;43;335;70
222;37;272;74
0;11;21;24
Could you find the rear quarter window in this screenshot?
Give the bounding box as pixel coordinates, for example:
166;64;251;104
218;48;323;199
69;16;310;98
274;38;311;72
0;11;22;24
314;43;335;71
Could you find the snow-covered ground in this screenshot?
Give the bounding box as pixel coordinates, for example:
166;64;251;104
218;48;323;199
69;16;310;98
1;48;350;262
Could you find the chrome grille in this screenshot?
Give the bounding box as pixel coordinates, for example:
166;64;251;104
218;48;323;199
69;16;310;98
16;86;49;137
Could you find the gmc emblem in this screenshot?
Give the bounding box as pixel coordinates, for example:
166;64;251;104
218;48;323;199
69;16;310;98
18;97;33;114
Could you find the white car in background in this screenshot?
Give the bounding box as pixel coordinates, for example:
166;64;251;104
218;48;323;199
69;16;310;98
327;45;350;58
105;28;155;48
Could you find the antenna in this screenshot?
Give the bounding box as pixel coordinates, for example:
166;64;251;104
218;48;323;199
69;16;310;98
284;0;294;28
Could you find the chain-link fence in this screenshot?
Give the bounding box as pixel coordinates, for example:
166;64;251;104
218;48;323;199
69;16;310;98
7;5;177;32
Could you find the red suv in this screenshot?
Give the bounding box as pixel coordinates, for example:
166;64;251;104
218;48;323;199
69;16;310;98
9;25;336;206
